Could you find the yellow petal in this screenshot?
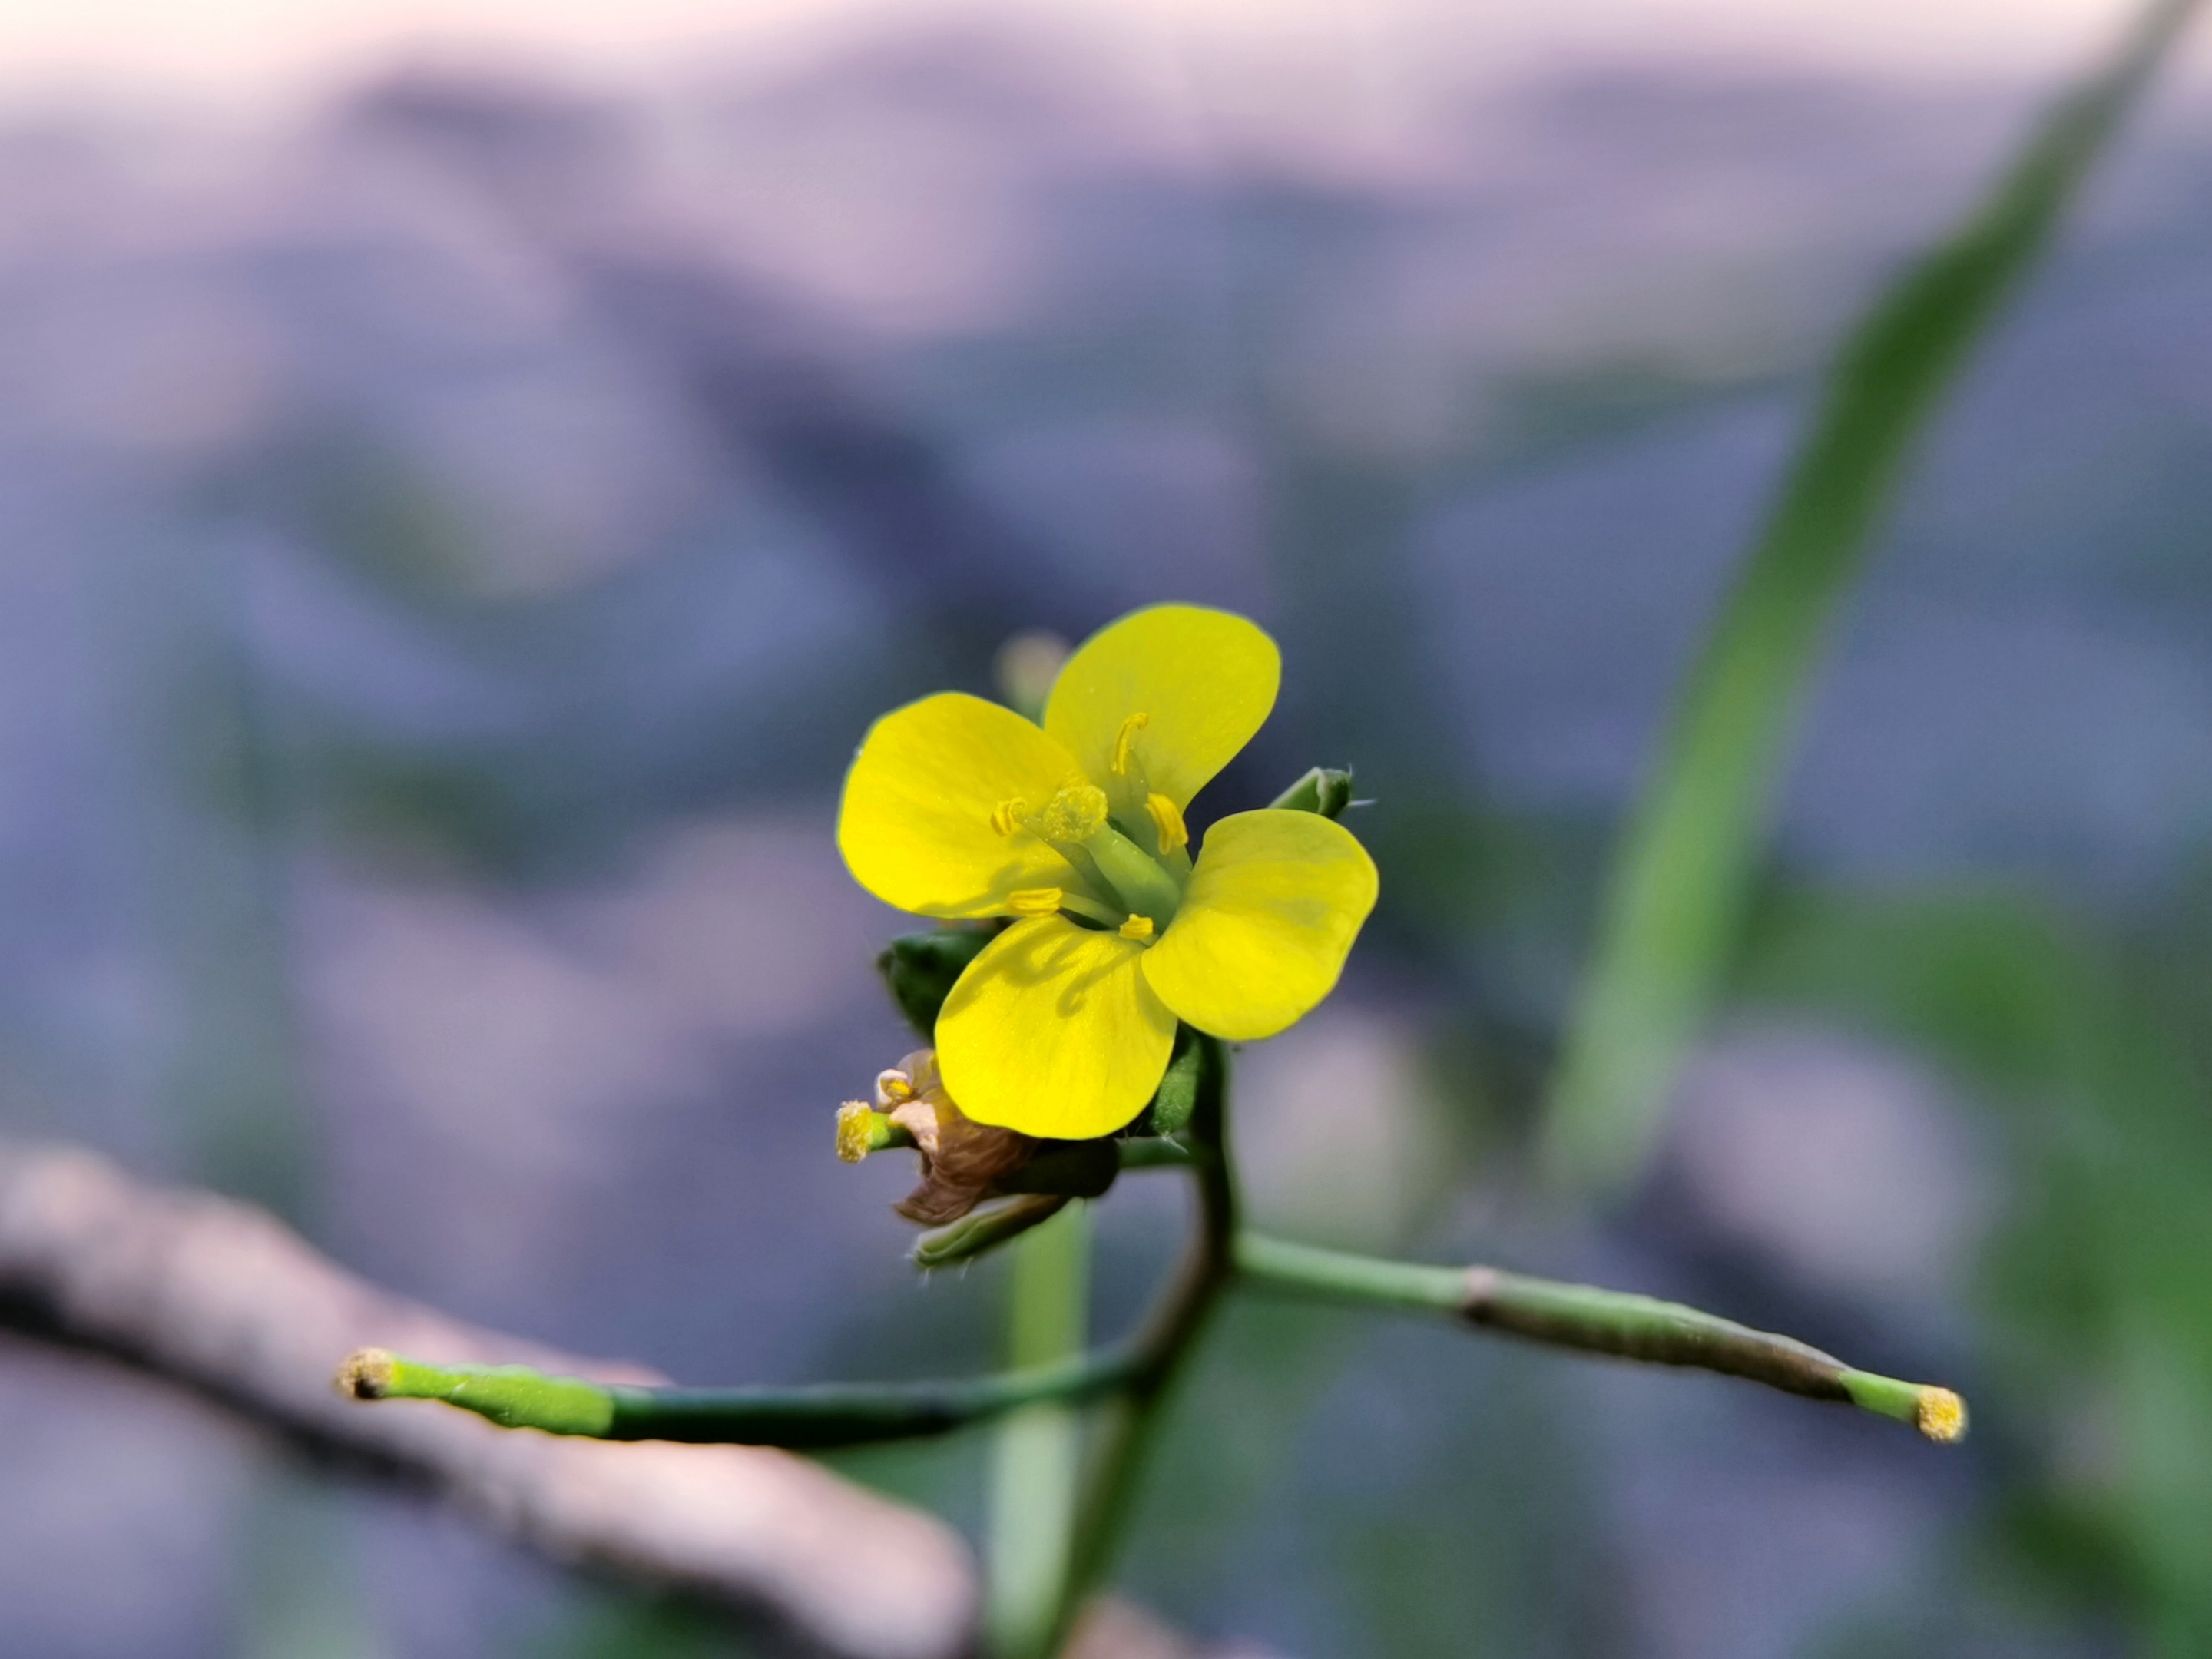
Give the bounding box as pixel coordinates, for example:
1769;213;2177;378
937;916;1177;1137
1141;810;1379;1041
838;693;1082;917
1044;604;1280;812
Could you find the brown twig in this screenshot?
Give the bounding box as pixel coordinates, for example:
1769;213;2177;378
0;1138;976;1659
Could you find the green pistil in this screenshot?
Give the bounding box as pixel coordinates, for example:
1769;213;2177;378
1078;820;1184;929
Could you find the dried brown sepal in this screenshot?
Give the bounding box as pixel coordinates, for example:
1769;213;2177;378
876;1049;1039;1226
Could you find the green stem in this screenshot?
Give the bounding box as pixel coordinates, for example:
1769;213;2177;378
334;1345;1136;1449
1114;1137;1193;1171
985;1203;1093;1658
1045;1035;1239;1653
1233;1232;1966;1442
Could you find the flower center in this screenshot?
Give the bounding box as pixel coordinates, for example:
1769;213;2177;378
992;780;1185;933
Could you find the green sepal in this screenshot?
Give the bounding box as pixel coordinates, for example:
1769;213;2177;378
876;924;1002;1039
912;1194;1068;1270
1269;766;1356;820
998;1137;1118;1200
1129;1026;1204;1138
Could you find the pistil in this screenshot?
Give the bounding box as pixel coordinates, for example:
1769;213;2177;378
1078;818;1184;929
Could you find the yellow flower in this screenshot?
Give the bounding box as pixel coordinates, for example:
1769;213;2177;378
837;604;1379;1138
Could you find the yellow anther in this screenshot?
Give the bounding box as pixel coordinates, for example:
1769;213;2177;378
989;797;1028;836
1113;712;1151;775
1118;914;1154;942
1008;887;1065;916
1038;783;1108;843
1144;791;1188;853
1916;1387;1968;1444
878;1071;916;1105
836;1101;876;1164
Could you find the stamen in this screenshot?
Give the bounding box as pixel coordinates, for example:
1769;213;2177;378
1057;889;1126;928
1144;792;1188;853
1916;1387;1968;1444
1008;887;1065;916
877;1071;916;1106
1038;783;1108;843
989;797;1028;836
1113;712;1151;775
836;1102;876;1163
1118;914;1154;942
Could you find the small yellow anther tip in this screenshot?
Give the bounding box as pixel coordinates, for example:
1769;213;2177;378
1144;792;1188;853
335;1348;396;1400
1118;914;1154;941
836;1101;876;1164
1917;1387;1968;1443
1114;710;1153;773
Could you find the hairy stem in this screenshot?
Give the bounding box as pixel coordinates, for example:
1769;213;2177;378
1233;1232;1966;1442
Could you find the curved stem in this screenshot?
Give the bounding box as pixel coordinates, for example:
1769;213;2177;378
1233;1231;1966;1442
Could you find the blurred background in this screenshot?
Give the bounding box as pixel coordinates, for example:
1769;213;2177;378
2;0;2210;1654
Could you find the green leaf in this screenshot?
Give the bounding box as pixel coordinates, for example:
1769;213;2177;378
1541;0;2204;1192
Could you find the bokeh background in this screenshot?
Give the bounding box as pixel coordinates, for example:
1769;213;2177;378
3;1;2210;1654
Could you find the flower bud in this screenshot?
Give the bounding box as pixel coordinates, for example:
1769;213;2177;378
993;629;1070;723
1269;765;1356;820
876;926;999;1039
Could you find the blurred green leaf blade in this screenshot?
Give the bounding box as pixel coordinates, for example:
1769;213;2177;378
1541;0;2205;1191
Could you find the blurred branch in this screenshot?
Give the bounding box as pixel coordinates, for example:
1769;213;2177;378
1542;0;2204;1190
1233;1233;1966;1442
0;1139;975;1659
343;1040;1244;1659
